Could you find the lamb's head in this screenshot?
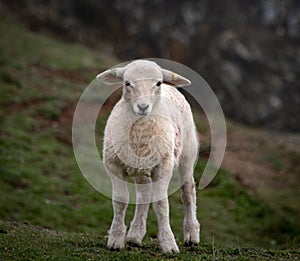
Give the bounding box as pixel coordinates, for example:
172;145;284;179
97;60;191;116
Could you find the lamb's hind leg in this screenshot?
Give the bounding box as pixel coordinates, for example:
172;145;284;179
126;176;152;246
179;163;200;246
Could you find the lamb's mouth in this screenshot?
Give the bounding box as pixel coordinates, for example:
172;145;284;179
137;111;149;116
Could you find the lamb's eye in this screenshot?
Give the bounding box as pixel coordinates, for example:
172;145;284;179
125;81;131;87
156;81;162;87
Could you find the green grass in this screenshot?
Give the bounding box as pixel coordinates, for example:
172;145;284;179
1;221;299;261
0;10;299;260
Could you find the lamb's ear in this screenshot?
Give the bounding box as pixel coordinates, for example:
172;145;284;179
161;68;191;87
96;67;125;85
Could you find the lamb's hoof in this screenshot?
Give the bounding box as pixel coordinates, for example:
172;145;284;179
162;245;180;254
108;247;121;252
107;223;126;251
159;238;180;253
184;220;200;246
107;235;126;251
184;241;199;247
127;241;142;248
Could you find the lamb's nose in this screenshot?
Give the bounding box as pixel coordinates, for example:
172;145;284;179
137;104;149;111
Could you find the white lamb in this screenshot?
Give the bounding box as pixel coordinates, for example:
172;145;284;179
97;60;200;253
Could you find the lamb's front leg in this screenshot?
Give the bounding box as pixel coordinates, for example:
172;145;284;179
152;162;179;253
126;176;152;246
108;175;129;250
153;198;179;253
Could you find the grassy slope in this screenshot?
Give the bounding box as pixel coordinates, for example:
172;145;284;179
0;12;117;234
1;221;299;261
0;10;299;260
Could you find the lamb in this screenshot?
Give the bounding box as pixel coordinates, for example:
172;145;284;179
96;60;200;253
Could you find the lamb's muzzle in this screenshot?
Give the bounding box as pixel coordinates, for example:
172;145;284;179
137;103;150;115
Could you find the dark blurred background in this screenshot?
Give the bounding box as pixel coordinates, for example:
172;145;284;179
3;0;300;132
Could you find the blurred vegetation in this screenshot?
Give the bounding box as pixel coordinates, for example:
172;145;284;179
0;9;299;260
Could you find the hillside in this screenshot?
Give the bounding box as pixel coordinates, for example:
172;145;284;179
1;221;299;260
0;9;299;260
